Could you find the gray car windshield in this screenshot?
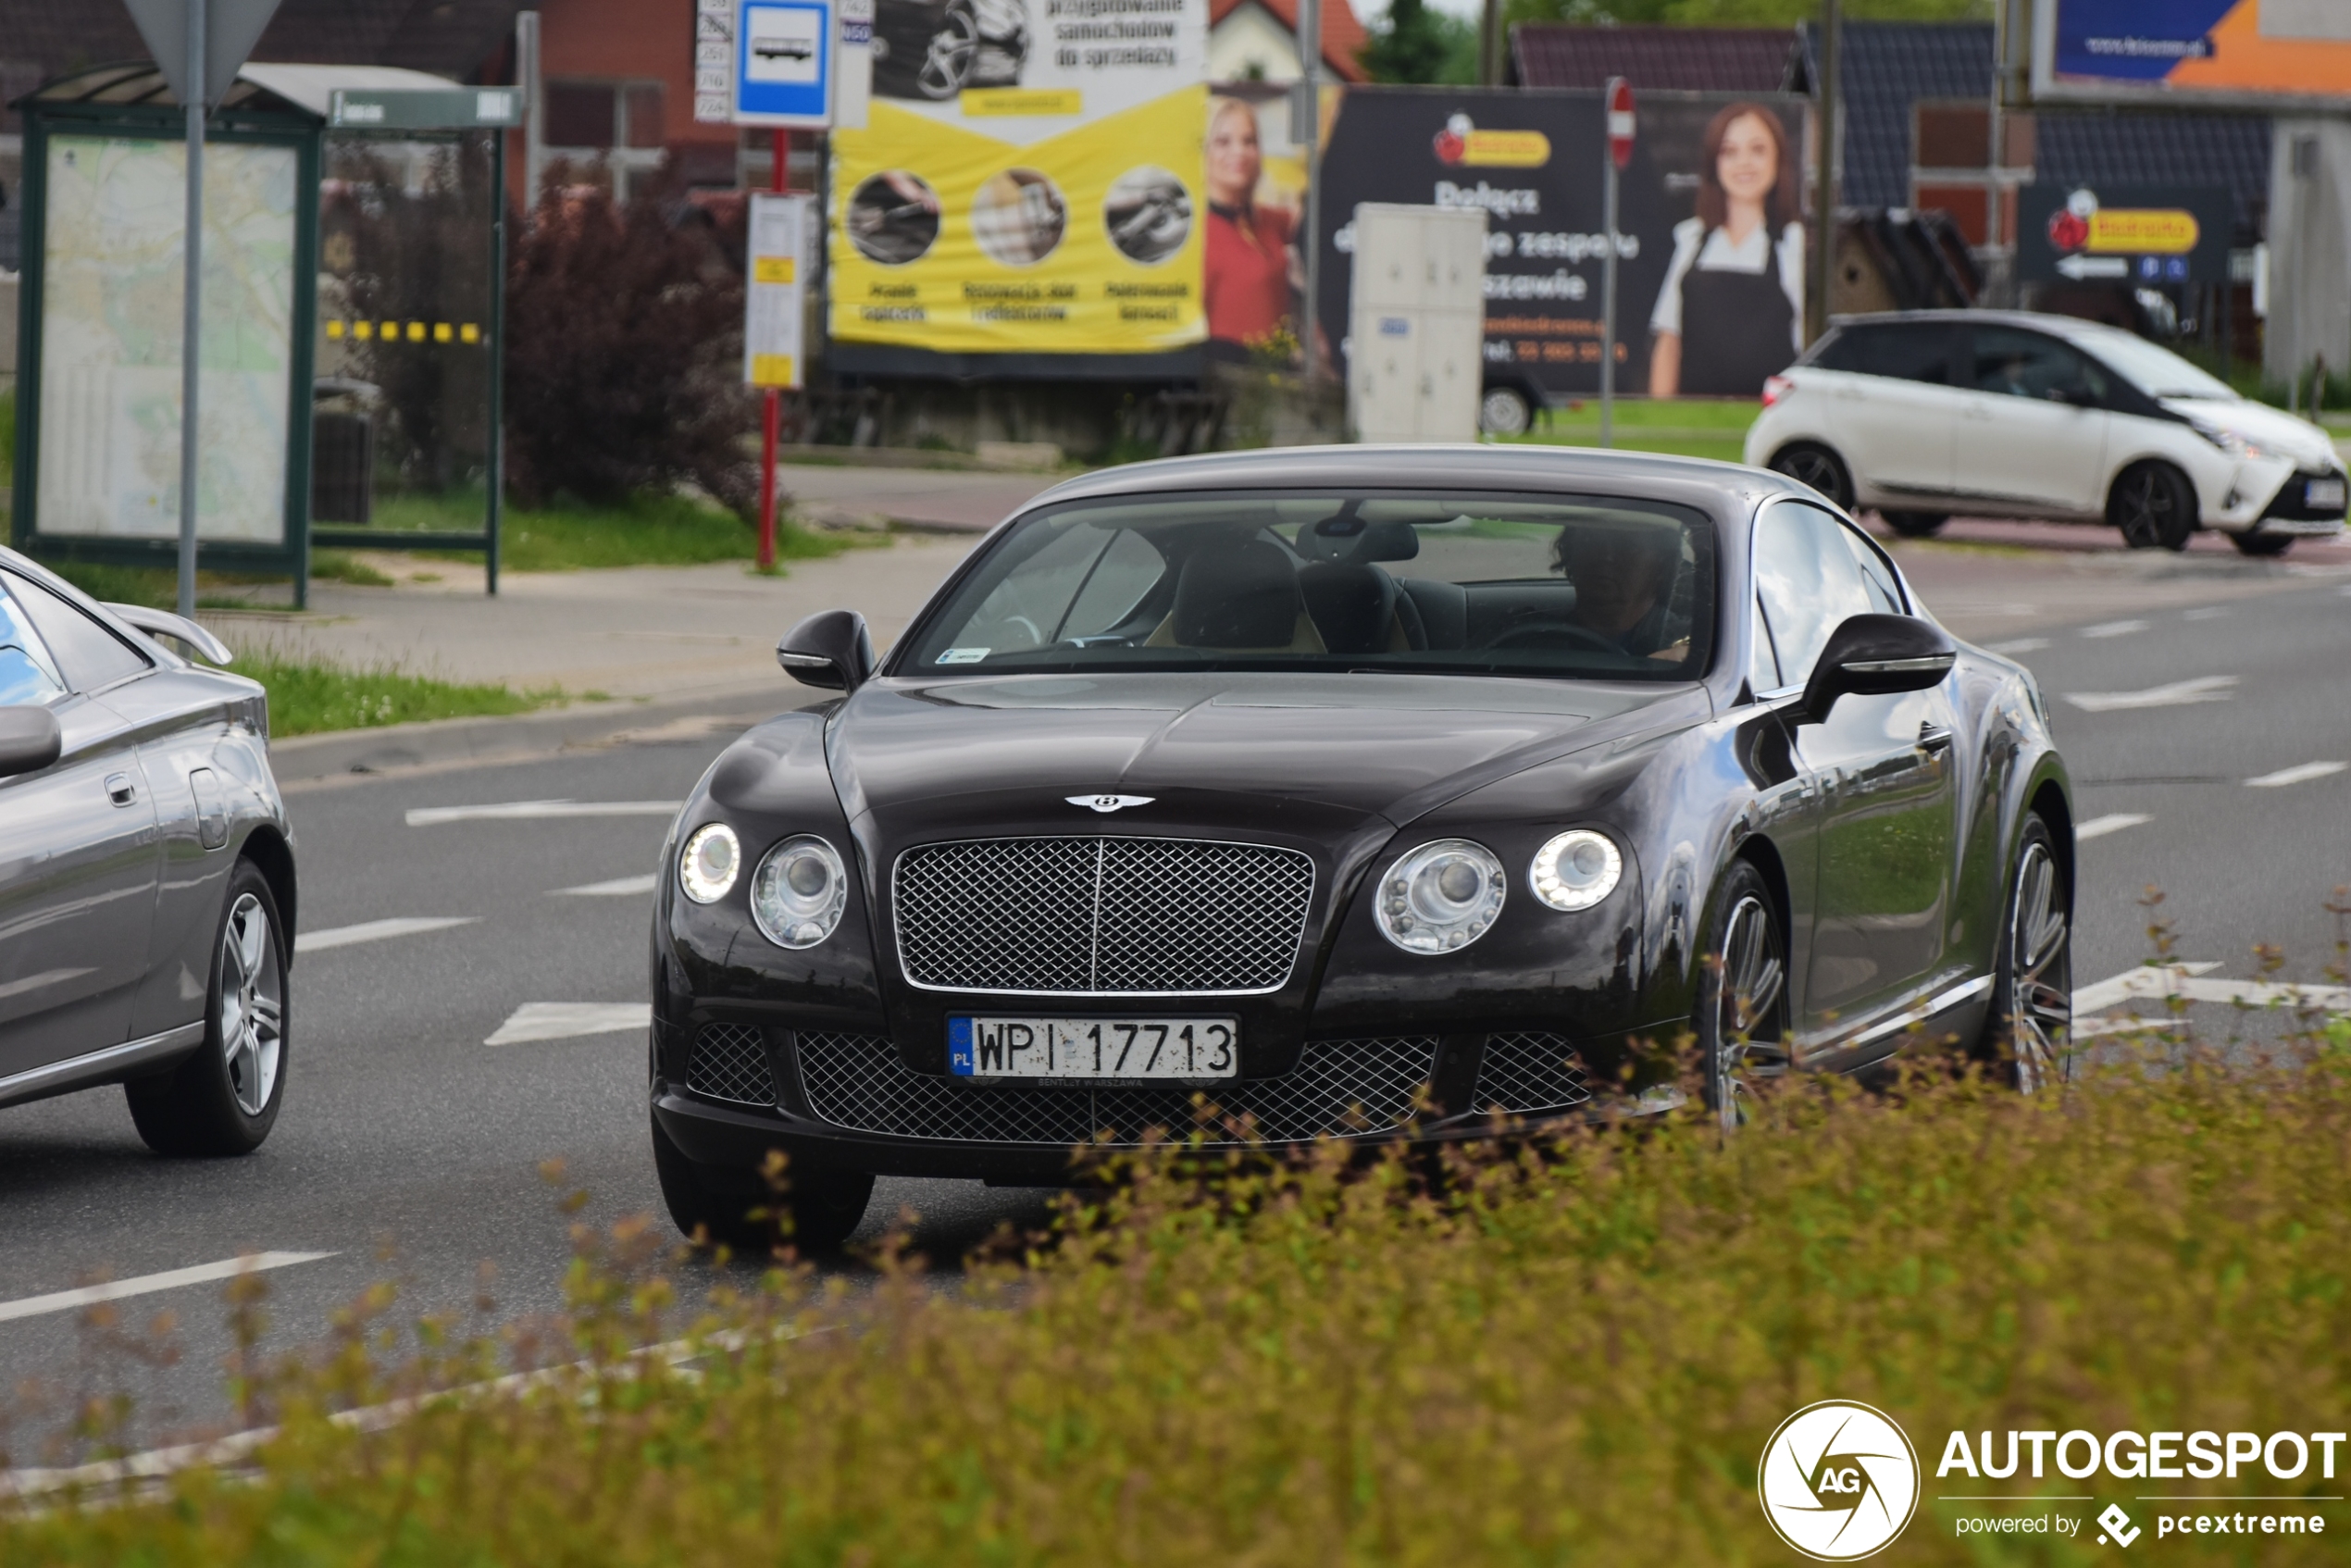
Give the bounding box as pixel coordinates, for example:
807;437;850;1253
899;491;1716;680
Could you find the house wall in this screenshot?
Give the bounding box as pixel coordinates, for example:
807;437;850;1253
525;0;741;199
1211;5;1305;82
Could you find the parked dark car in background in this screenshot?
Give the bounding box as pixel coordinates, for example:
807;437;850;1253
647;447;2074;1251
0;548;295;1154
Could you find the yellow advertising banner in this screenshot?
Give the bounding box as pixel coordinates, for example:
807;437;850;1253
830;86;1207;354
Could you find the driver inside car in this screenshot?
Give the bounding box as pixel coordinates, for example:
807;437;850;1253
1554;522;1689;661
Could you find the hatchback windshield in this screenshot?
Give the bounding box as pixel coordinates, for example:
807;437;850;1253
2072;326;2237;402
898;492;1716;681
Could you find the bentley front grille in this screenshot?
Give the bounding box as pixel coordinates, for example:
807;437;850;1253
893;836;1315;995
794;1031;1437;1146
686;1023;777;1107
1472;1031;1592;1116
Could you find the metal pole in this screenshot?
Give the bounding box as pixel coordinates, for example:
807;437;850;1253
487;126;506;596
1600;146;1617;449
757;126;786;572
518;10;544;211
1809;0;1840;346
1298;0;1323;380
177;0;207;620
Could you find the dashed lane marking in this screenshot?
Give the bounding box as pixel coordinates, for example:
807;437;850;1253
2064;675;2236;712
2076;813;2152;840
0;1251;336;1326
405;800;682;827
1986;637;2048;654
2181;606;2229;621
2245;761;2346;789
484;1002;653;1046
2080;619;2149;639
295;916;479;954
553;874;659;898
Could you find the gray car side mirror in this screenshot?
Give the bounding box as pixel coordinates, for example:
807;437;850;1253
0;705;63;778
777;609;876;691
1798;614;1956;724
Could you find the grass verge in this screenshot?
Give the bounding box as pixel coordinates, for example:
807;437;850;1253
1498;395;1759;463
6;990;2350;1562
231;647;568;736
368;489;864;572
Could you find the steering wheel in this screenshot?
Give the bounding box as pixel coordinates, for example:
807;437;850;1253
1481;621;1626;656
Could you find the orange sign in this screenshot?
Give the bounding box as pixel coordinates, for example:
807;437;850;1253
2084;208;2199;254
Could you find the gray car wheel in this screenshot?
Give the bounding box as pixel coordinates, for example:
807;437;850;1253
126;861;288;1155
1983;815;2071;1092
1479;385;1533;438
1698;861;1791;1134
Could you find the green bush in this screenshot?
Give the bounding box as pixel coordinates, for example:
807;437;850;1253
7;1002;2351;1562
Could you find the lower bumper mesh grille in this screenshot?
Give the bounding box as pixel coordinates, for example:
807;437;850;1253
687;1023;777;1107
795;1031;1437;1146
1473;1031;1591;1115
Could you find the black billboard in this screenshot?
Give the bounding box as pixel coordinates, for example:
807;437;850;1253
2015;183;2232;289
1315;87;1812;401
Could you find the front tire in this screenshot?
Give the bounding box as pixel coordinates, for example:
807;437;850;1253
1881;510;1947;539
1697;860;1791;1133
1982;815;2071;1091
1768;442;1853;511
2108;462;2196;551
651;1114;874;1255
126;861;288;1156
2229;529;2295;557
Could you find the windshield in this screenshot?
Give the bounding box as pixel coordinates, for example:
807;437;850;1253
897;491;1717;681
2072;326;2237;402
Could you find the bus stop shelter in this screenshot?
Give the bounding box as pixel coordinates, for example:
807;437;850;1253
8;63;516;605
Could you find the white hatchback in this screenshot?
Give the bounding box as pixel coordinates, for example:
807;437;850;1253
1743;310;2347;555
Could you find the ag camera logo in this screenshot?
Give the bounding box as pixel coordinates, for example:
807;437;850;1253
1760;1400;1921;1561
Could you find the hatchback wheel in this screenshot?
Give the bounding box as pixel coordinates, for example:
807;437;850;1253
126;862;288;1155
1768;442;1853;511
1698;861;1791;1133
1983;815;2071;1092
1881;510;1947;539
2108;462;2196;551
651;1114;874;1255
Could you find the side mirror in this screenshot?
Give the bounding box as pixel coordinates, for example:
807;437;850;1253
777;609;876;691
0;705;63;779
1798;614;1956;723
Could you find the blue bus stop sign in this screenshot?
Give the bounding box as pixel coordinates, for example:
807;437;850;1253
735;0;834;127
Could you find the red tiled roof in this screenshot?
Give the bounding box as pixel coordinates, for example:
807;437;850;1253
1213;0;1372;83
1510;23;1797;93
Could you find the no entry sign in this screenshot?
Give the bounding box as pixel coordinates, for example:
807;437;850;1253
1607;78;1636;170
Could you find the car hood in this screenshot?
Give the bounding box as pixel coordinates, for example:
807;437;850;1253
2160;396;2340;469
826;671;1693;843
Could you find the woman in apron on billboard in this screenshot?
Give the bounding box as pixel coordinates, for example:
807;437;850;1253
1647;103;1804;398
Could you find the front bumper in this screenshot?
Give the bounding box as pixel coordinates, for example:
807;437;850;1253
653;1015;1664;1181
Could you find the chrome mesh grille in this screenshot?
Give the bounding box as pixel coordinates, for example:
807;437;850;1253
795;1032;1436;1146
1473;1031;1591;1116
894;837;1314;995
686;1023;777;1107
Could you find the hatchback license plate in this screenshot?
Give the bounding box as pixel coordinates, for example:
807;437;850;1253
949;1015;1238;1080
2307;478;2345;509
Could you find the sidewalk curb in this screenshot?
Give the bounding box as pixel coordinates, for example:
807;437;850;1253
267;682;797;783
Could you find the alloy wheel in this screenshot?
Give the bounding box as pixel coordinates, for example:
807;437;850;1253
2004;840;2071;1092
1771;446;1848;510
1711;893;1791;1132
2113;467;2187;551
218;892;284;1116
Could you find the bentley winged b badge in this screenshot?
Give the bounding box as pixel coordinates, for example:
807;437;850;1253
1068;794;1153;814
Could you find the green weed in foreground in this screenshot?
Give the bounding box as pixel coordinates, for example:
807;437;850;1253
1499;395;1760;464
232;648;566;736
368;488;863;573
6;1020;2351;1564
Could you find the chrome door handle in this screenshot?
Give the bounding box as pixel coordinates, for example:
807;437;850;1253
1916;723;1955;754
105;772;138;806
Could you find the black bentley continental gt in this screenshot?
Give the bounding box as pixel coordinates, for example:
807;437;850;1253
648;446;2074;1249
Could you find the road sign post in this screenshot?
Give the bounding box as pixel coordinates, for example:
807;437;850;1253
1601;78;1633;450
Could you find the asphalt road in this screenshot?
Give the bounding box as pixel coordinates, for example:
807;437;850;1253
2;554;2346;1456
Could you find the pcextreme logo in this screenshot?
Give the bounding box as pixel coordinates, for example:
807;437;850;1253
1760;1400;1922;1561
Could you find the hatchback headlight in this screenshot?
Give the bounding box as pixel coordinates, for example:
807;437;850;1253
678;823;740;903
1375;839;1506;954
1529;829;1623;911
751;835;849;949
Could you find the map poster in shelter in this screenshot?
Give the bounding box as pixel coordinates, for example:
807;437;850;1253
827;0;1209;361
35;135;299;542
1315;87;1810;400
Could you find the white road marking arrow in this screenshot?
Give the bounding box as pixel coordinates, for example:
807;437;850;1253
553;874;659;897
2245;760;2345;789
484;1002;653;1046
2075;813;2151;840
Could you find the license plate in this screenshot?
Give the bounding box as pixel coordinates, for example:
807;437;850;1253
2307;478;2345;510
949;1015;1238;1080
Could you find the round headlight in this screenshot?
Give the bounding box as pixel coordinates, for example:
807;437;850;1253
1375;839;1507;955
678;823;740;904
750;835;849;949
1529;829;1623;912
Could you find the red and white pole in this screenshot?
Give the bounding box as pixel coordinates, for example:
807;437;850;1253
756;126;789;572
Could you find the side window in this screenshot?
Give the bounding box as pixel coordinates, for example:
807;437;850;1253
1837;525;1907;615
1847;322;1956;386
0;584;68;707
1968;326;2106;403
1751;503;1877;690
0;570;152;692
